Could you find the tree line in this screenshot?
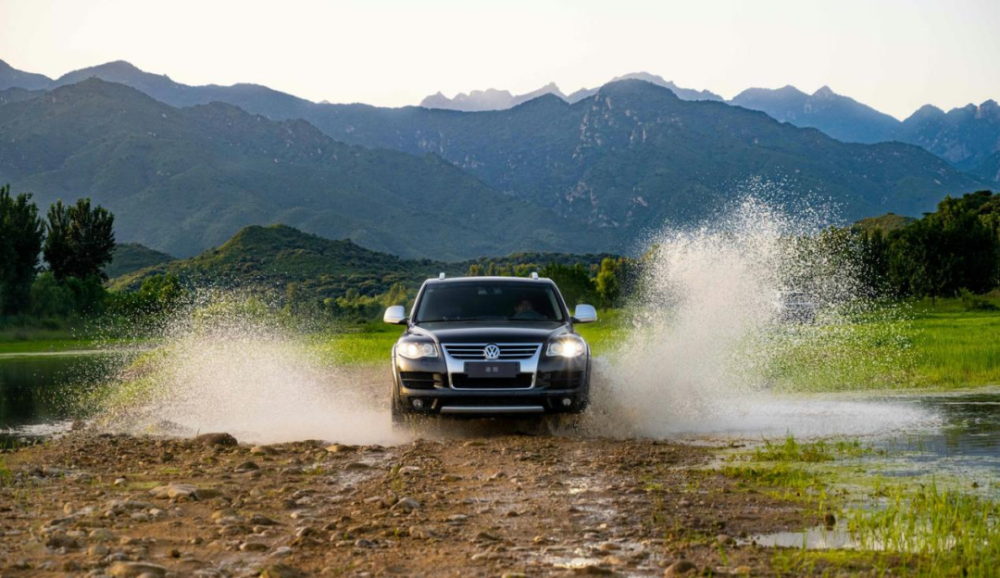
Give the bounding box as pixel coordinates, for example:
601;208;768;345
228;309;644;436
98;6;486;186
856;190;1000;302
0;184;116;321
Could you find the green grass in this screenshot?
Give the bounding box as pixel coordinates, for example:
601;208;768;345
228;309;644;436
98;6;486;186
846;481;1000;577
907;308;1000;387
311;323;404;366
718;434;1000;578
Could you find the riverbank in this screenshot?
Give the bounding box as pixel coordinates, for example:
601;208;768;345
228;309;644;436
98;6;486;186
3;427;996;577
0;431;834;577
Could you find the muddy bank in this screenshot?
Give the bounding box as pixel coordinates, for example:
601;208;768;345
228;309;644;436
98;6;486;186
1;432;827;577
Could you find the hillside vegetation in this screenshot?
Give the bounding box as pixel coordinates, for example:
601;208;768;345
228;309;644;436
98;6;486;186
0;79;612;260
103;243;174;279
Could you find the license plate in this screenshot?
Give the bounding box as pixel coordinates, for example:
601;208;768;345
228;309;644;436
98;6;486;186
465;362;519;378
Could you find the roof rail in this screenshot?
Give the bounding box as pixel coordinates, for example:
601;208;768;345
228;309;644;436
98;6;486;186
530;272;539;280
438;272;446;280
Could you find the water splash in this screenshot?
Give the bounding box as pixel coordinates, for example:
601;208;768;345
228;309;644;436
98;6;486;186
91;292;403;445
587;192;926;438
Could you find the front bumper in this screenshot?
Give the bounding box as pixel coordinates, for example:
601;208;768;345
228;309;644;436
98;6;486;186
393;349;590;416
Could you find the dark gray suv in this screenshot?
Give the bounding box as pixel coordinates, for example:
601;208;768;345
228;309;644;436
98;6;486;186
384;274;597;423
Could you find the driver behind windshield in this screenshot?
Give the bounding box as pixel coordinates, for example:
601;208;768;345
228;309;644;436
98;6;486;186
512;298;545;320
415;283;563;323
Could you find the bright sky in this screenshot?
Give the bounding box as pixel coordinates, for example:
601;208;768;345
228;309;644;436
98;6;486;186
1;0;997;119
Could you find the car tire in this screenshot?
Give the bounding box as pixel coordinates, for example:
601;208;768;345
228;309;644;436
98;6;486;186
390;380;408;428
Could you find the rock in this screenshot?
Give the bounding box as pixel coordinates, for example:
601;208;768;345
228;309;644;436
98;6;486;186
250;514;280;526
89;528;115;542
502;573;527;578
149;483;220;501
392;497;420;513
235;461;260;473
88;543;110;557
325;444;356;453
107;562;167;578
194;432;238;447
344;462;371;470
824;513;837;528
260;564;307;578
45;534;79;549
716;534;735;545
250;445;274;455
240;541;269;552
268;546;293;558
440;474;463;482
664;560;698;576
63;502;75;515
475;530;500;542
463;440;487;447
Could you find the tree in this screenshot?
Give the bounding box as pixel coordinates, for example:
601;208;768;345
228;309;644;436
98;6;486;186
0;185;45;315
44;198;116;281
540;262;598;308
595;257;621;307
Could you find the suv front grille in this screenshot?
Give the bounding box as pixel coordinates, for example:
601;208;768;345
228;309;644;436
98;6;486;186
450;373;534;389
443;343;541;360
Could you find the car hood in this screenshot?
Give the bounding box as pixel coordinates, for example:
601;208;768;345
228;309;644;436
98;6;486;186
410;321;569;343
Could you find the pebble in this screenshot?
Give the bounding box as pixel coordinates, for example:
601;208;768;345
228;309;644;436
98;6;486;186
239;541;269;552
234;461;260;473
260;564;307;578
664;560;698;576
251;514;280;526
106;562;167;578
194;432;238;447
89;528;115;542
392;497;421;513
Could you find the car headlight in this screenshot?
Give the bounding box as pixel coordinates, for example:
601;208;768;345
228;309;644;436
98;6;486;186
546;335;587;358
397;340;439;360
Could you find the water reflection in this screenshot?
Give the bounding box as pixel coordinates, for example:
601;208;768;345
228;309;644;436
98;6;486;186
0;354;109;440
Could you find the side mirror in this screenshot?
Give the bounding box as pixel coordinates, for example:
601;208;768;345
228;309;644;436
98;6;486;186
573;304;598;323
383;305;407;325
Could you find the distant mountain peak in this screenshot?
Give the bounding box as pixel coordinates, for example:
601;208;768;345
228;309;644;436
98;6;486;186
420;82;565;112
910;104;945;119
0;58;54;91
813;85;836;98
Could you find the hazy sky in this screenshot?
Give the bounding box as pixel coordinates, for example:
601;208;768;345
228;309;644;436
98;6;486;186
1;0;998;119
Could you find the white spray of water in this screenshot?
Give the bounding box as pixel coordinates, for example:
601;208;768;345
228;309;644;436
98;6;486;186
98;294;404;445
588;195;933;439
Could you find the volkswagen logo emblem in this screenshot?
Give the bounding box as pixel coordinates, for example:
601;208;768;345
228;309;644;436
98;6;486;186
483;344;501;360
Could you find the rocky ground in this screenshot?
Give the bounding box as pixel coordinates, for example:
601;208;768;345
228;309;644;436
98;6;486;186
0;430;828;577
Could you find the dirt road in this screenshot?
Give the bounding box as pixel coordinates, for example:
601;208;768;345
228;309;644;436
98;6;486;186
0;431;820;577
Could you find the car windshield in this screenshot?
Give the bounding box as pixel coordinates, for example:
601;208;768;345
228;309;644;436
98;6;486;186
415;282;564;323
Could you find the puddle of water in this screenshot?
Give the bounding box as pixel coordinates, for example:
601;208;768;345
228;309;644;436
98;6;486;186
746;526;862;550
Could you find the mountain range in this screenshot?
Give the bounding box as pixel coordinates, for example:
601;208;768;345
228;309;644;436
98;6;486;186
0;79;610;259
731;86;1000;174
421;72;724;111
0;57;992;261
8;58;992;182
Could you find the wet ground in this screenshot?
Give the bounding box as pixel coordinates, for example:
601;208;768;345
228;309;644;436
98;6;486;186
2;353;1000;575
0;431;817;577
